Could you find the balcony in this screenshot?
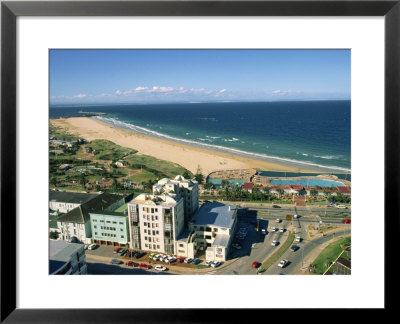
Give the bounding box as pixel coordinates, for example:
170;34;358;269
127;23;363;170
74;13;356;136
164;223;172;231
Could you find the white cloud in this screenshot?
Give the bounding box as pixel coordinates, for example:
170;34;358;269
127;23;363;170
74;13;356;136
73;94;87;98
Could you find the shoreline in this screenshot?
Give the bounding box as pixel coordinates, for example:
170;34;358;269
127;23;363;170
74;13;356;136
50;117;349;176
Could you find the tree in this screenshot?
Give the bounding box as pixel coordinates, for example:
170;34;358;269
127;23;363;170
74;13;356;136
111;178;118;191
49;231;59;240
50;176;58;187
203;182;213;190
310;189;318;196
194;165;205;184
78;173;87;189
182;170;192;179
221;179;230;188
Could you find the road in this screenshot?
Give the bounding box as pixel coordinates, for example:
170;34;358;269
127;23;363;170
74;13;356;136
262;229;350;275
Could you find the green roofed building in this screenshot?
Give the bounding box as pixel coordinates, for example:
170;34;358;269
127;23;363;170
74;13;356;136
56;192;133;244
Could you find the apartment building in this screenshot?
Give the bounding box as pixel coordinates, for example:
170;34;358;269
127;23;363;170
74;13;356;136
90;211;130;247
127;193;184;254
49;240;87;275
152;175;199;228
177;201;238;261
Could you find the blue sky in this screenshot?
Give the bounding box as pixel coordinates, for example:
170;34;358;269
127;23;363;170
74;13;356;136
50;49;350;104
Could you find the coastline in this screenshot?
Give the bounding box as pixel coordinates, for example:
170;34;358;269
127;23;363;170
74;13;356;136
50;117;345;176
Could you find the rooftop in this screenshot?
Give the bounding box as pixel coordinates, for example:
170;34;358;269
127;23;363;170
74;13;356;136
212;234;230;248
337;186;351;194
190;201;236;229
132;193;181;207
50;240;83;262
49;190;98;205
242;182;254;190
57;192;125;224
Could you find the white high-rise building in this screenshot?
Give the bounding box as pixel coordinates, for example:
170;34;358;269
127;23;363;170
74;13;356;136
127;193;184;254
152;175;199;228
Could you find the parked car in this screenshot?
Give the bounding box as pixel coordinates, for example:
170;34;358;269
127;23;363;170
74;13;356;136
139;263;150;269
279;228;285;233
271;240;279;246
211;261;222;268
126;261;139;267
232;243;242;250
270;227;278;232
167;256;176;263
113;247;122;254
290;245;299;252
118;248;127;256
88;243;98;250
184;257;193;263
276;219;281;223
261;228;266;234
252;261;261;269
154;265;167;271
205;260;213;267
294;214;300;219
110;259;123;265
192;258;201;265
295;237;302;243
177;256;185;263
278;260;289;268
134;252;146;259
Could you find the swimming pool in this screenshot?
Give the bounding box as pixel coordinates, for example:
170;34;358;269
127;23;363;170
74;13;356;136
269;179;345;187
207;178;247;187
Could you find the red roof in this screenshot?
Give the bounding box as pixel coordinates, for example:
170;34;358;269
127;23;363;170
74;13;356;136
337;186;351;194
242;182;254;190
290;185;304;190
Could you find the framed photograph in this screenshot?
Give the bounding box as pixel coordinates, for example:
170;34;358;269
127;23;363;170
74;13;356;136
1;0;398;321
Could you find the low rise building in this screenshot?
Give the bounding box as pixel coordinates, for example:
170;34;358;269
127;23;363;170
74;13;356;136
49;240;87;275
49;190;98;213
90;211;130;247
56;192;131;244
177;201;238;261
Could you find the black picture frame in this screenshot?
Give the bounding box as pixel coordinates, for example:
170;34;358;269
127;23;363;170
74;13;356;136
1;0;398;321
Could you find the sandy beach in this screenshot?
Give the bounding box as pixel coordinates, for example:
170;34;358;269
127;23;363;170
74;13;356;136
51;117;321;175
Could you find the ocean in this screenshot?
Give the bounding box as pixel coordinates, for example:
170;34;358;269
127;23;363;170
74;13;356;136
50;101;351;172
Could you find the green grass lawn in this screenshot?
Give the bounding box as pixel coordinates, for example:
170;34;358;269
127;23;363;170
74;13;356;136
49;128;192;192
311;237;351;274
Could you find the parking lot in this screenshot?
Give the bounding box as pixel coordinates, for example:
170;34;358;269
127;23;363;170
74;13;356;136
84;244;229;274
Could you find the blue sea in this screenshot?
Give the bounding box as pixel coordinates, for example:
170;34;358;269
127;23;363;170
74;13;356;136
50;101;351;172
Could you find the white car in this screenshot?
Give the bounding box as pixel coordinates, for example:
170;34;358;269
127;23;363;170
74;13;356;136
270;227;278;232
261;228;266;234
295;237;302;242
271;240;279;246
294;214;299;219
205;260;213;267
211;261;222;268
279;228;285;233
167;256;176;263
88;243;98;250
154;265;167;271
184;257;193;263
278;260;289;268
276;219;281;223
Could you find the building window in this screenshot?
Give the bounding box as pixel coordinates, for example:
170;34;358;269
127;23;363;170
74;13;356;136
119;222;123;225
94;225;97;229
121;235;124;238
113;221;117;224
